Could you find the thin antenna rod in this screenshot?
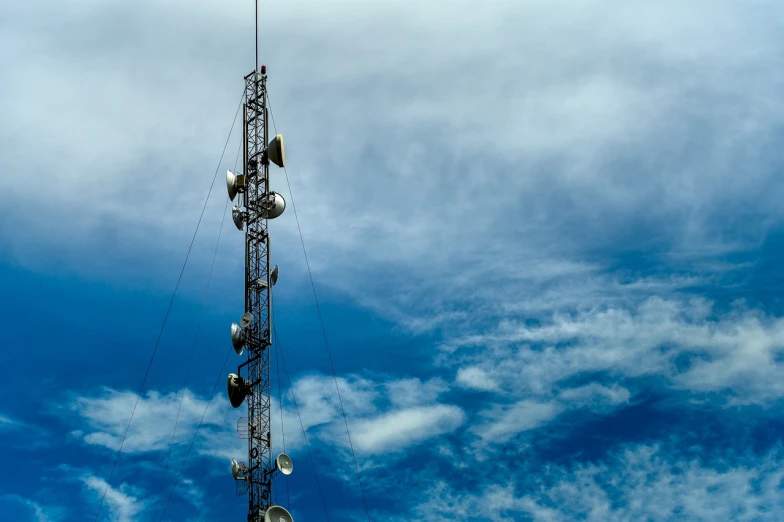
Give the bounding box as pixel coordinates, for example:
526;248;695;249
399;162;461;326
255;0;258;72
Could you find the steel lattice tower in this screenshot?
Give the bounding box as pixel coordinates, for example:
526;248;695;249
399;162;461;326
226;63;292;522
243;66;273;520
224;2;293;519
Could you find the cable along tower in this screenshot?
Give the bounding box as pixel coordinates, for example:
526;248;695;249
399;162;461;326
224;53;294;521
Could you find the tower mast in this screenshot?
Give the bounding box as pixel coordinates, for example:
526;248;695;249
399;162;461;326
225;2;293;521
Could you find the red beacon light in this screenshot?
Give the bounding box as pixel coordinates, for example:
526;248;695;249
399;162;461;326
261;65;267;75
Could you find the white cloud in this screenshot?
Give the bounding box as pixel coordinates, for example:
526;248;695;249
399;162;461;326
558;383;631;408
68;373;462;466
3;0;784;299
278;374;463;456
175;476;204;509
408;444;784;522
456;367;499;392
0;413;22;430
351;405;465;455
58;298;765;469
195;408;246;465
68;388;224;453
82;476;147;522
285;374;379;433
449;297;784;406
385;378;448;407
0;495;61;522
476;400;563;444
466;382;632;447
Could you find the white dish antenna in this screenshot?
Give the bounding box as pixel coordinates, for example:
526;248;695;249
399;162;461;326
264;505;294;522
276;453;293;476
231;458;242;479
262;192;286;220
267;134;285;168
232;205;246;230
230;323;245;355
226;170;239;201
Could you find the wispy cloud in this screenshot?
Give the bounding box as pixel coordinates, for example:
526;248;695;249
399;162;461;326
275;374;464;457
558;383;631;409
0;494;62;522
68;388;224;453
82;476;147;522
407;443;784;522
0;413;22;430
474;400;563;445
467;383;632;447
350;405;465;455
446;296;784;406
67;374;463;465
456;367;500;392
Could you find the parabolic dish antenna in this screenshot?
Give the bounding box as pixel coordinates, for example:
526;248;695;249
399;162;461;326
264;505;294;522
227;373;247;408
276;453;293;475
226;170;239;201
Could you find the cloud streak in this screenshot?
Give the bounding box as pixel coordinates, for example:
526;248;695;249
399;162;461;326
351;405;465;455
409;443;784;522
66;374;464;464
447;296;784;406
82;476;147;522
0;495;61;522
68;388;224;453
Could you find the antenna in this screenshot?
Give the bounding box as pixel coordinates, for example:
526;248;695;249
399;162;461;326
275;453;293;475
231;458;251;496
237;416;250;439
227;373;249;408
264;506;294;522
227;169;247;201
232;206;247;231
227;7;294;518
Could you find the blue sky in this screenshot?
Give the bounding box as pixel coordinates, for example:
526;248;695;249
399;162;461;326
3;0;784;520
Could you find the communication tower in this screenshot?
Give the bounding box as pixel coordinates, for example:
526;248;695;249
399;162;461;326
224;3;294;520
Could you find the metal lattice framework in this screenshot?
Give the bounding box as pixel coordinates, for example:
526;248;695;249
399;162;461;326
224;6;292;520
237;67;274;521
